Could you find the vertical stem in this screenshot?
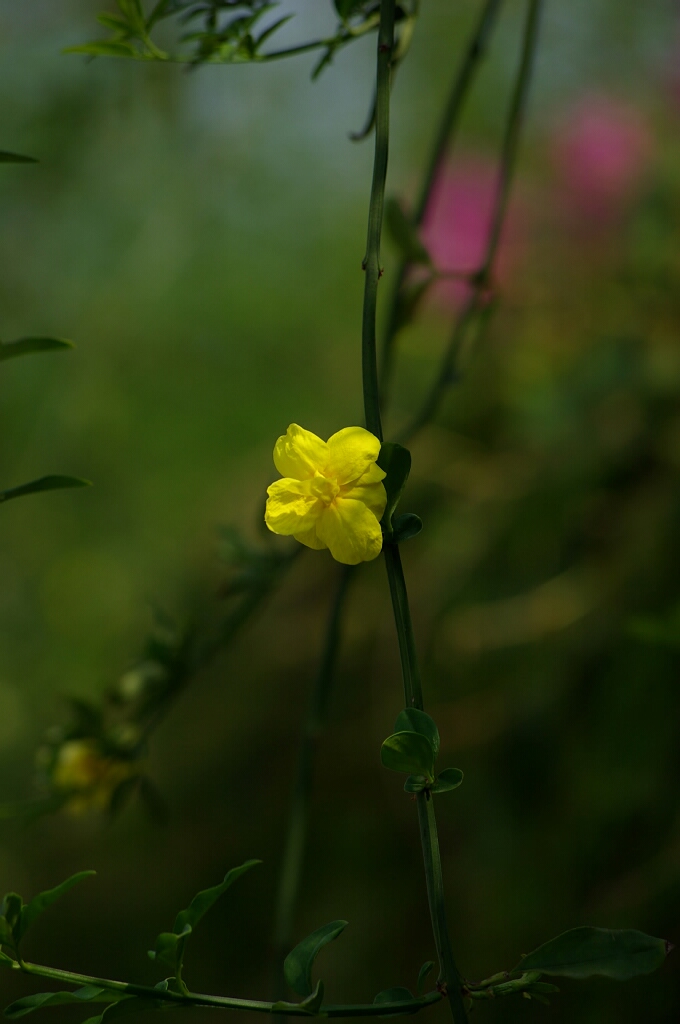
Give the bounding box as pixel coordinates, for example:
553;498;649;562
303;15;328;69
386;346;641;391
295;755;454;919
273;566;354;989
362;0;396;441
360;9;467;1020
380;0;505;404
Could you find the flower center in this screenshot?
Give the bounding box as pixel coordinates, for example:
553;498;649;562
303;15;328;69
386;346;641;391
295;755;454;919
310;471;340;505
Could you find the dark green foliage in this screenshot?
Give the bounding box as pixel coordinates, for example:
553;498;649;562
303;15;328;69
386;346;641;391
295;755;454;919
283;920;347;998
513;927;670;980
0;476;90;505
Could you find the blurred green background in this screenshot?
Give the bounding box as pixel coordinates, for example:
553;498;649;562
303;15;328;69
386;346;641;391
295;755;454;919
1;0;679;1022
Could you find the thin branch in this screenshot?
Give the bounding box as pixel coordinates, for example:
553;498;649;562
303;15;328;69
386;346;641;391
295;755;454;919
379;0;505;406
401;0;544;441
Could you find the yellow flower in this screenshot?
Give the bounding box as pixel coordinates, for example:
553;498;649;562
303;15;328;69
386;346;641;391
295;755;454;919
265;424;387;565
52;740;139;815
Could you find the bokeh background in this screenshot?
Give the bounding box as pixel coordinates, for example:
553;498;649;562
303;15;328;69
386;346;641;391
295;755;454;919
1;0;679;1022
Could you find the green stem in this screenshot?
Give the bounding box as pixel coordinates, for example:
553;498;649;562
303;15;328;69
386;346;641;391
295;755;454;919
273;567;354;978
383;544;467;1024
379;0;505;406
401;0;544;439
11;960;441;1018
361;0;396;440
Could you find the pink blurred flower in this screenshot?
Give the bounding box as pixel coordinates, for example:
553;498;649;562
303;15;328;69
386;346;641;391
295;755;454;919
421;155;521;310
551;95;653;222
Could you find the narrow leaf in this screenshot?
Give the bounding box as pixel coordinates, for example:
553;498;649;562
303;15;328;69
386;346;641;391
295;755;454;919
416;962;434;997
403;775;428;794
373;988;416;1017
393;709;439;758
0;476;91;504
17;871;96;942
0;337;74;362
5;988;107;1020
173;859;260;934
381;731;435;779
377;443;411;531
513;927;669;980
385;197;431;266
0;151;37;164
391;513;423;544
284;920;347;998
0;949;13;967
430;768;464;794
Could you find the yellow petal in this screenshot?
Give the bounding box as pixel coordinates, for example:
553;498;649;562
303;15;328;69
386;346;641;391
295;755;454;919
316;498;383;565
273;424;328;480
293;525;327;550
326;426;382;486
342;479;387;520
265;478;321;535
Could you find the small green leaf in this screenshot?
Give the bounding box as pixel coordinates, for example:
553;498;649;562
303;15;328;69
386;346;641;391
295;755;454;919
0;949;13;966
430;768;464;794
393;709;439;758
381;731;435;779
17;871;96;943
1;894;22;935
377;443;411;532
403;775;428;794
0;337;74;362
5;988;108;1019
416;962;434;996
96;14;131;32
373;988;416;1017
385;197;431;266
0;151;37;164
512;927;670;980
0;476;91;505
173;859;260;935
284;920;348;998
391;513;423;544
148;927;190;972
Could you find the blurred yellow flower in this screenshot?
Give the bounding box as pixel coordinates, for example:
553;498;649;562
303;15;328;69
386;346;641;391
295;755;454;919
265;424;387;565
52;739;138;815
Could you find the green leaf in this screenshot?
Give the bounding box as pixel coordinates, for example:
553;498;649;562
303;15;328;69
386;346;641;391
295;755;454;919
373;988;416;1017
0;476;91;504
65;41;140;58
96;14;132;33
385;197;431;266
393;709;439;758
377;443;411;532
0;949;13;967
148;927;190;972
5;988;108;1020
512;927;670;980
0;151;37;164
416;962;434;997
1;893;22;935
381;731;435;779
403;775;428;794
173;859;261;934
391;513;423;544
17;871;96;943
0;337;74;362
0;916;16;948
284;920;348;998
430;768;464;794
